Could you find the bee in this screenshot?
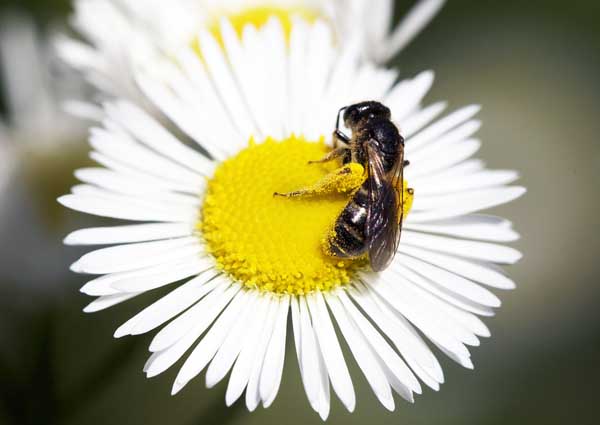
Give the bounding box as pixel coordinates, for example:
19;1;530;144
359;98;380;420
278;101;412;271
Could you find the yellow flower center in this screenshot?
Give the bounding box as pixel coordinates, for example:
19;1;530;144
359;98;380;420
208;5;320;43
192;5;320;63
201;136;367;296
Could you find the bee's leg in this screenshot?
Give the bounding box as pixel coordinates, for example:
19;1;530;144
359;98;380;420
274;163;365;198
404;160;410;167
273;189;313;198
308;147;348;165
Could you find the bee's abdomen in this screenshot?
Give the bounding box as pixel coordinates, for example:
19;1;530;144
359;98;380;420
326;186;369;258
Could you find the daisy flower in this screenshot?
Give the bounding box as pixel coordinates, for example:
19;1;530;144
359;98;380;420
57;0;445;103
60;18;524;419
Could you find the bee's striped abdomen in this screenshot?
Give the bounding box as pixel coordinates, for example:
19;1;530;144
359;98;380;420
326;185;369;258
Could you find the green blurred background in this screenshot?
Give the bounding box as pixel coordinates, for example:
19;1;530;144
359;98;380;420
0;1;599;424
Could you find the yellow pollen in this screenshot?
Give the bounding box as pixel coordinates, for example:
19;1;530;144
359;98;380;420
201;136;366;296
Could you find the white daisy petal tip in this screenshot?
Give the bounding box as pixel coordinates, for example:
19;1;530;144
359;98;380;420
205;376;218;390
69;261;84;274
512;185;527;198
422;68;435;79
415;69;435;89
171;380;187;396
113;326;130;339
463;357;475;370
63;232;79;246
81;303;94;314
382;394;396;411
57;195;72;208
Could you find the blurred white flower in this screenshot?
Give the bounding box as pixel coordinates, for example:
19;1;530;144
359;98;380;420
57;0;445;103
0;129;15;197
0;13;94;154
60;18;524;419
0;12;97;206
0;12;94;291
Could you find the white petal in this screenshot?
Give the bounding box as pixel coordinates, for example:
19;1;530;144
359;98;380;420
172;289;249;394
89;152;200;194
257;19;289;139
405;214;520;242
245;295;279;412
300;22;336;140
401;231;522;264
399;245;517;289
83;292;141;313
111;257;213;293
221;20;269;140
337;291;422;395
378;0;446;62
58;193;196;223
288;19;310;136
408;187;527;222
63;100;104;121
364;272;471;359
70;184;196;216
196;29;256;138
412;170;519;196
135;70;230;161
410;159;485;184
260;295;290;407
172;47;243;156
307;292;355;413
292;297;321;412
144;283;239;378
387;71;434;121
74;168;202;206
65;223;194;246
348;283;444;385
320;40;360;133
90;127;205;187
80;255;202;296
401;101;447;138
148;279;236;353
316;338;331;421
206;293;261;389
155;57;243;156
393;264;492;337
375;269;483;348
70;237;201;274
145;323;206;378
113;270;221;338
407;104;481;151
407;139;481;179
105;101;215;175
390;260;496;316
326;293;395;411
407;119;481;157
225;296;274;406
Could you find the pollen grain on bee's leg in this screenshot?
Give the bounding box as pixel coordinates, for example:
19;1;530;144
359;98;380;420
276;163;365;199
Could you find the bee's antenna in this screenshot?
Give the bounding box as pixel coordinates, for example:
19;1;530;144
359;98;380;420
336;106;349;132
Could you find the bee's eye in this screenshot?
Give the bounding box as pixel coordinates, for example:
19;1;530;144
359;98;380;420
343;107;357;124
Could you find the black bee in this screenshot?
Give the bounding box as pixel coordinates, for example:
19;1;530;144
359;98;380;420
278;101;411;271
326;101;410;271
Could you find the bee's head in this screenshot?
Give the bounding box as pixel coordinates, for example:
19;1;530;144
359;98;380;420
343;101;391;128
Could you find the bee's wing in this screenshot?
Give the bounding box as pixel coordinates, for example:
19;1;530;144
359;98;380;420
364;142;403;272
